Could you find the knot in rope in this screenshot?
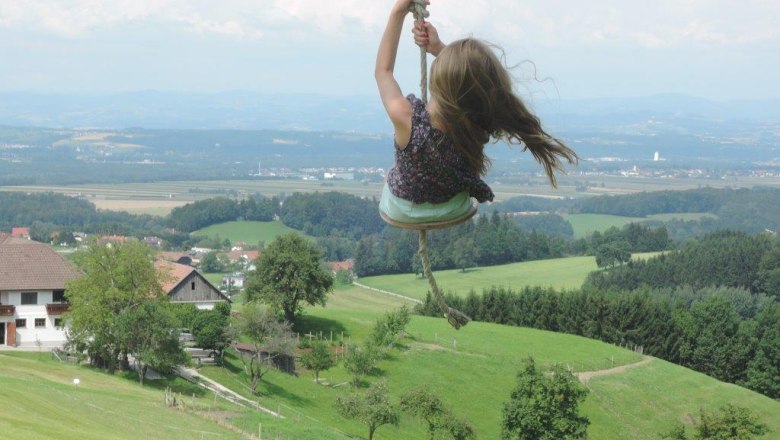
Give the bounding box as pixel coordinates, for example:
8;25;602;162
408;0;430;21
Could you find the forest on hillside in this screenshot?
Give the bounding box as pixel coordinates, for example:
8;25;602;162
4;187;780;271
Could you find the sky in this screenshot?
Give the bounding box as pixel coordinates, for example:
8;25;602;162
1;0;779;100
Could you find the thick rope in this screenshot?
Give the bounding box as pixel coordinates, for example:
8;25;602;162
419;231;470;329
409;0;429;104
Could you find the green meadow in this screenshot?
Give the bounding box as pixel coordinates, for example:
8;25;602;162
564;213;643;238
0;352;244;440
358;254;662;300
192;220;305;244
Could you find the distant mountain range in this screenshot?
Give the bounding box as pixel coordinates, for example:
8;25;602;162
1;91;779;133
0;91;778;166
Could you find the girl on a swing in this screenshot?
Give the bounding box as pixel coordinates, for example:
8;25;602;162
377;0;578;225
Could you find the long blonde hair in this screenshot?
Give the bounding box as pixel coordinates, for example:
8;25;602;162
429;38;577;187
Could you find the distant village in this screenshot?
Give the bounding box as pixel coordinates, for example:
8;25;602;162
247;161;780;184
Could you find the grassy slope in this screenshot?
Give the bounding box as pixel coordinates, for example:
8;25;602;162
192;220;305;244
0;353;244;440
584;359;780;439
202;286;780;440
358;253;659;300
4;285;778;439
359;256;597;300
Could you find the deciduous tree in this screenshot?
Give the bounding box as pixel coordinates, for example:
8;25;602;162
117;301;187;385
191;309;232;361
301;340;336;383
501;357;589;440
65;241;171;374
245;233;333;324
400;386;446;439
235;303;296;394
343;344;376;387
662;405;769;440
336;381;399;440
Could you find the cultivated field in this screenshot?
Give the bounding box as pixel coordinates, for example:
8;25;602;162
90;198;189;216
3;174;778;217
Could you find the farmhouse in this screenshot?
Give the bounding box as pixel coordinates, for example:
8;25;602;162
226;250;260;270
156;260;229;310
0;237;81;348
221;272;246;292
328;259;354;275
10;227;30;240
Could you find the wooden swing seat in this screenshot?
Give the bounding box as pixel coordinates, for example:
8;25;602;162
379;199;479;231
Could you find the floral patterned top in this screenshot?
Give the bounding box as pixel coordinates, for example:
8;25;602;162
386;95;494;204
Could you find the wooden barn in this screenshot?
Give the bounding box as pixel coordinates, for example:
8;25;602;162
155;260;229;310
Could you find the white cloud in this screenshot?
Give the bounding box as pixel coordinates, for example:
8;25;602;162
1;0;777;48
1;0;778;98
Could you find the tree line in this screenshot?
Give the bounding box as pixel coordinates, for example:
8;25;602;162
0;191;173;241
353;212;670;277
354;212;569;277
167;195;277;232
417;285;779;399
584;230;778;295
571;186;780;238
279;192;386;240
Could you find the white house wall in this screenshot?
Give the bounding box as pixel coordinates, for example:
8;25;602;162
3;290;67;348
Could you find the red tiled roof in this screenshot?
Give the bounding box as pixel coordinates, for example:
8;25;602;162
10;227;30;238
155;259;229;302
329;260;354;271
0;238;82;290
227;250;260;262
155;260;196;293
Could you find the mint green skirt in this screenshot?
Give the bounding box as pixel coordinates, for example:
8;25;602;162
379;183;474;224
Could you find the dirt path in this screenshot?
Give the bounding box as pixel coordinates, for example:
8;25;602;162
175;366;283;418
352;281;422;304
576;356;653;384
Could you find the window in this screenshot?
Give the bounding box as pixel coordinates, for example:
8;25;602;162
35;318;46;328
15;319;26;328
52;290;66;303
54;318;64;328
21;292;38;305
191;281;196;290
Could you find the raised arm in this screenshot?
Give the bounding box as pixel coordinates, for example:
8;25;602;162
375;1;419;149
412;20;445;56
